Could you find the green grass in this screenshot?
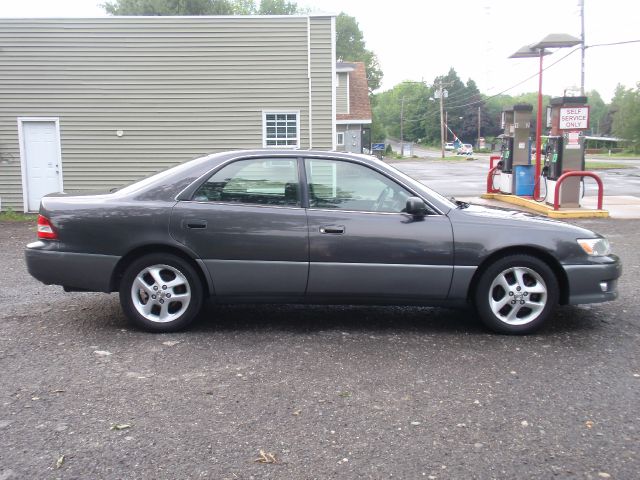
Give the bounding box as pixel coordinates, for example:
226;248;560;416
435;155;476;161
587;151;640;159
585;161;633;170
0;209;38;222
602;151;640;158
387;154;475;162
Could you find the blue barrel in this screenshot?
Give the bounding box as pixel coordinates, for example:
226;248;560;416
514;165;535;196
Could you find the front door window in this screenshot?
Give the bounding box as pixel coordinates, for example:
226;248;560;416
305;159;411;213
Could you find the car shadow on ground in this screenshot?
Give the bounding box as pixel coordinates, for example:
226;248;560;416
176;301;604;337
19;292;605;338
195;303;483;335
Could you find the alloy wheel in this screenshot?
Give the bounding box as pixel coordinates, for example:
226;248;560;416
130;264;191;323
488;266;547;326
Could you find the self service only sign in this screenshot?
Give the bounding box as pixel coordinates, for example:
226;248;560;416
559;106;590;130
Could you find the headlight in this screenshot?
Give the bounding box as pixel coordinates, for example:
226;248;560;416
577;238;611;256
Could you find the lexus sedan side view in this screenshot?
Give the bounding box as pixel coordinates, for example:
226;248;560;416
25;150;621;334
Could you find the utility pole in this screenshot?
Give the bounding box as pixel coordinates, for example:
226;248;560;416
400;96;405;156
580;0;585;95
444;111;448;142
434;80;450;158
439;83;445;159
477;105;481;149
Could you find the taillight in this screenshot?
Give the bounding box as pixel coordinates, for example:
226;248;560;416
37;215;59;240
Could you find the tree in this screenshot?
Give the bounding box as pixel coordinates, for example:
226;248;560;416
372;81;434;142
586;89;606;136
372;68;550;146
335;13;383;92
231;0;256;14
456;79;483;142
258;0;298;14
102;0;302;15
611;83;640;149
483;91;552;141
102;0;235;15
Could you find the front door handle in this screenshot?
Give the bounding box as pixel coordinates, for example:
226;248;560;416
183;219;208;229
319;225;345;234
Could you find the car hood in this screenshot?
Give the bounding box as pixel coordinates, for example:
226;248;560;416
452;204;600;238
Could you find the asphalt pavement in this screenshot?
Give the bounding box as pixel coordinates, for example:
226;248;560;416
1;219;639;479
388;155;640;199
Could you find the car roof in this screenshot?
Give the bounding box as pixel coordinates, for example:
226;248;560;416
116;149;455;213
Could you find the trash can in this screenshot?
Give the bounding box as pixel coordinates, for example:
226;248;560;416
514;165;535;196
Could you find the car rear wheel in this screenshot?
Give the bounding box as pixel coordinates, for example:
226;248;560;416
474;254;559;334
119;253;203;332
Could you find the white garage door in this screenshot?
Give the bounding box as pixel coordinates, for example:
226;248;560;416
19;119;63;212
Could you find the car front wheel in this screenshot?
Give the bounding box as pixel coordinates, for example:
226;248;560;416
119;253;203;332
474;254;559;334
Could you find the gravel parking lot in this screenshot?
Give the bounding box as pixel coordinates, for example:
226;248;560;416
1;218;639;479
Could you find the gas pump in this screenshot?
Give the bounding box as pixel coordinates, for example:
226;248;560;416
542;96;589;207
499;135;514;193
499;104;533;195
543;136;563;180
499;108;514;194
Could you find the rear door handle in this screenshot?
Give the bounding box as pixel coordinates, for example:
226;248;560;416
319;225;345;234
183;219;208;229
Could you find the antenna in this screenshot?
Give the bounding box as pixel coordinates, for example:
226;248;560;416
580;0;585;95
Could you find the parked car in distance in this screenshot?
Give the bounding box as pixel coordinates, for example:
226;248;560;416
458;143;474;155
445;142;455;151
26;150;621;334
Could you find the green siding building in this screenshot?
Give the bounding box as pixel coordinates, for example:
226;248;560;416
0;15;336;212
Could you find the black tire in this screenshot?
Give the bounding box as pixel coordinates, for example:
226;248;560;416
474;254;559;334
119;253;203;332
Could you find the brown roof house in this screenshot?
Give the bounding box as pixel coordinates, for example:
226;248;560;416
335;61;372;153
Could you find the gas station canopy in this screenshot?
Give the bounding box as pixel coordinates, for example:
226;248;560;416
532;33;582;50
509;45;552;58
509;34;582;58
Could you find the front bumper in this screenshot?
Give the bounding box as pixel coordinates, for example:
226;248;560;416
25;242;119;293
564;256;622;305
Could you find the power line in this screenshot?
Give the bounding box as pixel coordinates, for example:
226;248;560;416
394;79;487;108
463;46;582;106
437;90;484;108
585;39;640;48
402;46;582;124
438;92;484;110
395;38;636;126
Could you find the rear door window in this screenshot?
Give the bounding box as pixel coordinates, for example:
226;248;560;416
192;158;300;207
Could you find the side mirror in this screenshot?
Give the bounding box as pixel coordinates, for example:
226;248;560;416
405;196;428;216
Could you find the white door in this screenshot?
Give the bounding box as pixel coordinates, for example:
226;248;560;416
20;119;63;212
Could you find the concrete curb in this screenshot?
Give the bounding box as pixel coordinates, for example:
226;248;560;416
480;193;609;218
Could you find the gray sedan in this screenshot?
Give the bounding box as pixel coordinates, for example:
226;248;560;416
25;150;621;334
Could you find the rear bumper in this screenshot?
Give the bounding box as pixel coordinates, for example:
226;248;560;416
564;257;622;305
25;242;119;293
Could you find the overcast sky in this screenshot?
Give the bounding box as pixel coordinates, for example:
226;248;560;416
1;0;638;102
